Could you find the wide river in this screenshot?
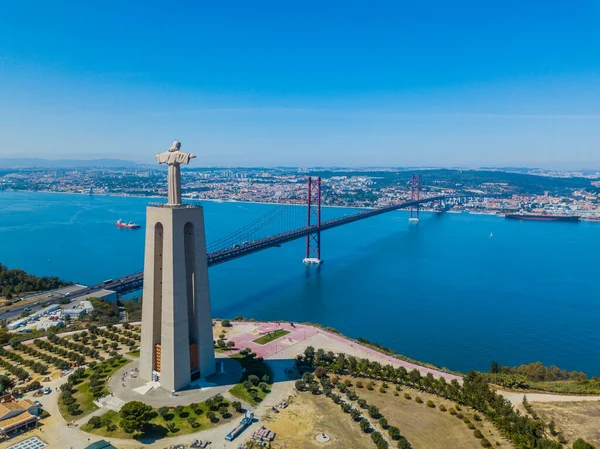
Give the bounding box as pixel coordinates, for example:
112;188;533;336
1;191;599;376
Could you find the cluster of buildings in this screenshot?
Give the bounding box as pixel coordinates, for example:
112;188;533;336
7;289;117;333
2;166;600;216
0;395;41;439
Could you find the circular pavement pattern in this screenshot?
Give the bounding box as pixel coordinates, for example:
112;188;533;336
316;433;331;443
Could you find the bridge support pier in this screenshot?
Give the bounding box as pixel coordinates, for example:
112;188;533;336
303;176;322;264
409;174;421;223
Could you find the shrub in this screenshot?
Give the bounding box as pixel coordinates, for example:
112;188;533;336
439;404;447;412
426;400;435;408
221;319;231;327
368;405;380;418
463;417;471;424
573;439;596;449
404;393;411;400
360;419;370;433
449;408;457;416
415;396;423;404
207;411;216;422
350;408;361;421
480;438;491;448
457;412;464;419
232;401;242;412
174;405;184;416
88;416;102;428
473;429;484;439
158;406;170;418
379;387;387;394
379;417;388;428
468;423;476;430
473;413;481;422
388;426;401;440
314;367;328;379
356;380;364;388
366;381;375;391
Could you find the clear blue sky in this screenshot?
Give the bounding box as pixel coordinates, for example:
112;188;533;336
0;1;599;167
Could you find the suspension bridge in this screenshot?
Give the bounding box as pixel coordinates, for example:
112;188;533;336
13;175;471;314
95;174;469;296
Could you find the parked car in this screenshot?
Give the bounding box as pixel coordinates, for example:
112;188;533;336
43;387;51;395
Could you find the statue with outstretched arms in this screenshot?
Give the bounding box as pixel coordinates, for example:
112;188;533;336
156;140;196;206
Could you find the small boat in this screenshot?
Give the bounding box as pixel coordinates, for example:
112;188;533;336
116;219;141;230
489;232;493;238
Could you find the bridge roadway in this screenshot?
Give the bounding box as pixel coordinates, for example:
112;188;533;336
4;195;448;319
105;195;446;294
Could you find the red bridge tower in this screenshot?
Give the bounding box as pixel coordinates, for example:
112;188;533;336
303;176;322;264
409;174;421;223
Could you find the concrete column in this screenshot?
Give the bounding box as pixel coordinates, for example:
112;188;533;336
139;205;215;391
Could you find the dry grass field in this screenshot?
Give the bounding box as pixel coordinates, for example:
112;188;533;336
533;401;600;447
262;392;374;449
347;378;512;449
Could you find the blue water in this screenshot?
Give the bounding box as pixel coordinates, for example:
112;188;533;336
1;191;599;376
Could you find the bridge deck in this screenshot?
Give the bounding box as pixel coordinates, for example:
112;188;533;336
94;196;448;295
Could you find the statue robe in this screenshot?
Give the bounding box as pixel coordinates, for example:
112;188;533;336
156;150;194;206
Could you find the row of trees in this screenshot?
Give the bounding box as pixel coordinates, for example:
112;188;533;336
0;356;29;381
48;333;100;358
297;346;567;449
33;339;85;365
296;371;411;449
89;325;137;349
0;346;47;374
14;341;71;370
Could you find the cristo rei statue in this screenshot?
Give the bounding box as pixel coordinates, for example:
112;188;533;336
156;140;196;206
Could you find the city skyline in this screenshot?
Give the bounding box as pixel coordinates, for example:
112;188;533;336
0;1;599;167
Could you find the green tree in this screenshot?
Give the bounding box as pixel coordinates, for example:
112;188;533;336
232;401;242;412
119;401;154;433
359;419;370;433
0;374;15;393
88;416;102;428
158;406;170;419
573;439;596;449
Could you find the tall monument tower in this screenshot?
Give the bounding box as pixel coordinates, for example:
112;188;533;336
139;141;216;392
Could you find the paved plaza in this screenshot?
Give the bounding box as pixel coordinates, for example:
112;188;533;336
108;354;242;408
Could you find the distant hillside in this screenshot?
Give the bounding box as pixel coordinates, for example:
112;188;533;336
0;158;138;168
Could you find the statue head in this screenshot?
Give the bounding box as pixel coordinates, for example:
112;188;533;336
168;140;181;152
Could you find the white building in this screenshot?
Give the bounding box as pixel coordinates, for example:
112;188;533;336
62;308;86;319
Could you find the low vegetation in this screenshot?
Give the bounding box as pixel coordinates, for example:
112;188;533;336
252;329;290;345
296;346;589;449
81;395;238;439
229;348;273;405
0;262;70;301
59;355;130;419
486;360;600;394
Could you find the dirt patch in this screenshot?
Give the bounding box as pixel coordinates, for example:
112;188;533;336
533;401;600;446
262;392;373;449
347;379;512;449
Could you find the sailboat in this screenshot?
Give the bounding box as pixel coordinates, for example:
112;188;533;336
489;232;494;238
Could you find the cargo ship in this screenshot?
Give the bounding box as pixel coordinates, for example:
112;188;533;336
505;213;580;222
116;219;141;229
